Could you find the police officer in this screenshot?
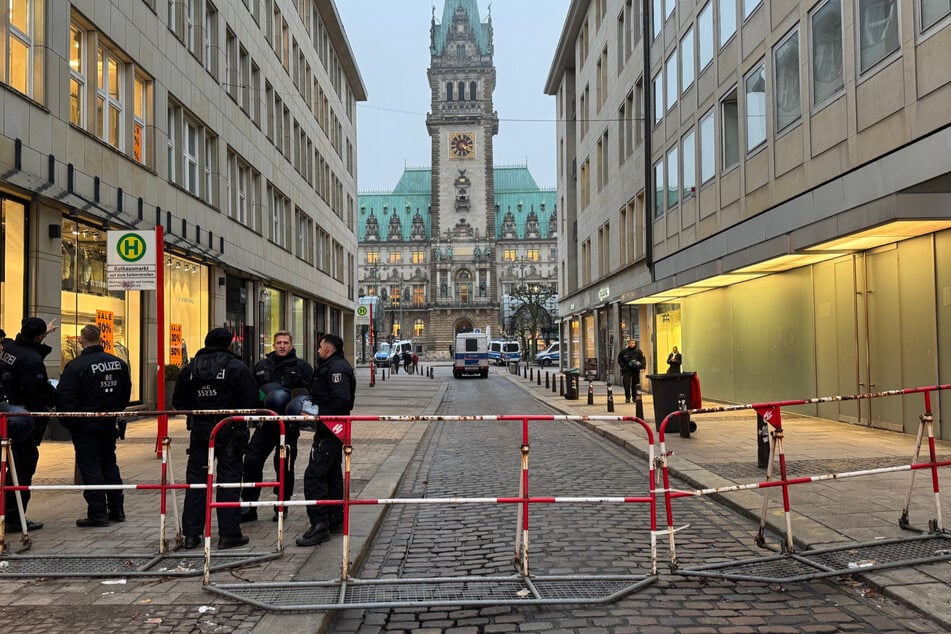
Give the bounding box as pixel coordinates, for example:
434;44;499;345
240;330;313;523
296;334;355;547
617;339;647;404
0;318;57;532
173;327;257;550
56;325;132;527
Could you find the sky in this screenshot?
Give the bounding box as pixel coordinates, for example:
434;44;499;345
335;0;572;192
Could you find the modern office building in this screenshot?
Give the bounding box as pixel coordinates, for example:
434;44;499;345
0;0;365;408
547;0;951;435
356;0;559;360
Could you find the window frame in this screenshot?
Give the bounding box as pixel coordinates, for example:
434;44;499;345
857;0;901;74
96;46;125;150
773;27;801;133
744;60;767;154
810;0;845;107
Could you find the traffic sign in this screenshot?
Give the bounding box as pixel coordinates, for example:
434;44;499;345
107;230;157;290
356;305;370;325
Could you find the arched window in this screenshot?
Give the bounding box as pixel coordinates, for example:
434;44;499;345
458;81;466;101
469;81;477;100
446;82;453;101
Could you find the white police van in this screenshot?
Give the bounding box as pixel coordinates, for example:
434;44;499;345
453;331;489;378
488;340;521;366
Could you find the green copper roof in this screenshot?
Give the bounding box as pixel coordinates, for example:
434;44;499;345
431;0;492;57
358;165;556;242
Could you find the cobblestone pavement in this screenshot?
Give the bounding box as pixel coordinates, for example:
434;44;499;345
330;376;944;633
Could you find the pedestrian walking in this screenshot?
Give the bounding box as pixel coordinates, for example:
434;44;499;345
0;318;57;532
666;346;683;374
411;351;419;375
56;325;132;527
241;330;313;523
173;327;258;550
391;349;400;374
402;349;412;373
617;339;646;404
296;333;355;547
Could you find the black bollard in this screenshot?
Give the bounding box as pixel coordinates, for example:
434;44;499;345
536;369;541;386
607;383;615;412
757;412;770;468
678;394;691;438
634;392;644;420
587;380;594;405
381;368;385;382
559;375;565;397
552;373;558;394
529;366;534;382
545;372;550;389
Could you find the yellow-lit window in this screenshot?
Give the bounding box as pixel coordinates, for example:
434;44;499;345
503;249;516;262
366;251;379;264
7;0;34;95
527;249;540;262
133;74;147;164
389;251;402;264
414;319;425;337
412;250;425;264
69;24;84;125
413;285;425;305
97;47;123;149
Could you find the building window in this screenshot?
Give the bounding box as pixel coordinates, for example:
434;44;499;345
665;49;678;111
96;47;124;149
698;2;714;70
183;120;199;194
922;0;951;30
654;159;665;217
682;128;696;199
721;87;739;170
414;319;425;337
527;248;540;262
652;71;663;124
133;74;147;164
681;26;695;94
503;249;516;262
69;24;85;126
720;0;737;47
666;146;679;209
744;0;762;19
446;81;453;101
167;108;176;182
774;28;801;131
652;0;663;37
745;62;766;152
203;1;217;75
700;109;715;183
6;0;41;97
811;0;844;105
858;0;899;73
412;250;425;264
388;251;402;264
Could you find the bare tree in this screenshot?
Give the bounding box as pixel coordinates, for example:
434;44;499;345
507;283;557;358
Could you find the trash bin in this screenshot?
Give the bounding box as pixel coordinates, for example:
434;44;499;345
647;372;696;433
507;362;519;374
563;368;581;400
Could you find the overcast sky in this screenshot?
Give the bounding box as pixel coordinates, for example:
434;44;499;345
336;0;571;192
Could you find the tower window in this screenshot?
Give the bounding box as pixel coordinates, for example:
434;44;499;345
458;81;466;101
469;81;477;100
446;82;453;101
456;44;465;60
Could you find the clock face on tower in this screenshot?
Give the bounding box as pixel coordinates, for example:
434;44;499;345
448;132;476;159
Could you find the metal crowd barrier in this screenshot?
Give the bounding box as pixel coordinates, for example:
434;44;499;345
655;383;951;582
205;413;660;610
0;408;283;576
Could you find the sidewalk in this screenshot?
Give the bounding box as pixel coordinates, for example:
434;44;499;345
504;363;951;628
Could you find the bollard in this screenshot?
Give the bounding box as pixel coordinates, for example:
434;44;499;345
634;385;644;419
536;369;541;386
381;368;385;382
545;372;550;389
757;412;770;468
552;373;558;394
678;394;691;438
369;364;376;387
559;375;565;396
587;380;594;405
606;383;614;412
529;366;534;382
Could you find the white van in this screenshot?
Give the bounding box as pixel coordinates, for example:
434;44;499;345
453;332;489;378
488;339;521;366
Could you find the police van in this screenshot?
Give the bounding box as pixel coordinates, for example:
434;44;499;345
488;340;521;366
453;331;489;378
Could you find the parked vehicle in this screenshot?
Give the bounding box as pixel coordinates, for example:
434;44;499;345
453;332;489;378
488;340;521;366
535;341;560;366
373;342;392;367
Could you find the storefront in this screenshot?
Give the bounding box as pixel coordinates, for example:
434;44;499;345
0;196;27;334
164;254;209;367
60;219;143;401
258;286;284;357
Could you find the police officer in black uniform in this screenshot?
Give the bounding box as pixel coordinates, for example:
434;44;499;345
173;327;257;549
617;339;647;404
240;330;313;523
56;324;132;527
0;318;57;532
296;333;355;547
